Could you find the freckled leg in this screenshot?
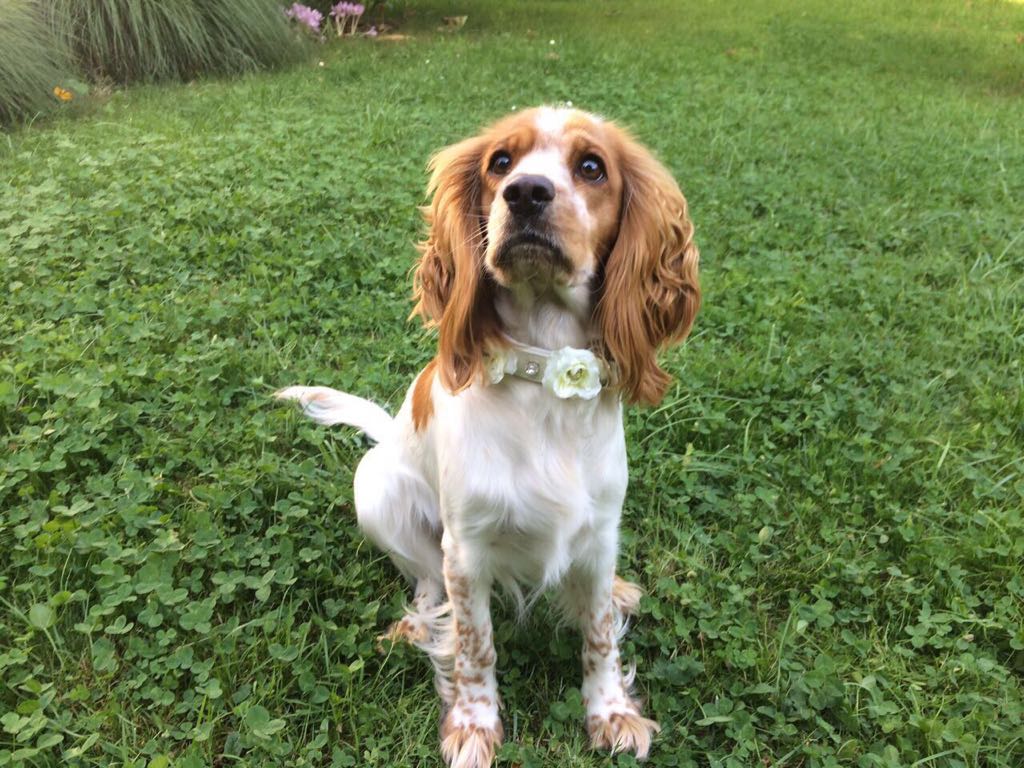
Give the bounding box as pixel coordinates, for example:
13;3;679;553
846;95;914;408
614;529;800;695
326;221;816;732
565;564;659;759
438;538;502;768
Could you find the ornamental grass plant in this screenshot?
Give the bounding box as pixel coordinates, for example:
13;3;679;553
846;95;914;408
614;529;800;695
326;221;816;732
0;1;68;125
51;0;304;84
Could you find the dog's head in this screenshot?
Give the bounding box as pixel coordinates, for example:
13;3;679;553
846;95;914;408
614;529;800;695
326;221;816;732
412;106;700;405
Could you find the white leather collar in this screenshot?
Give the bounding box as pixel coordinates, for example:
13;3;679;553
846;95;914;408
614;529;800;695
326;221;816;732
487;334;616;399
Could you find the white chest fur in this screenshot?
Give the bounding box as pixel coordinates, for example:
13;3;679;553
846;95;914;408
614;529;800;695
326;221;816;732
427;377;629;590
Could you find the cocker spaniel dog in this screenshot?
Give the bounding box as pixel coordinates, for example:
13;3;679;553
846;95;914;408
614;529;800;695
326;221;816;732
278;106;700;767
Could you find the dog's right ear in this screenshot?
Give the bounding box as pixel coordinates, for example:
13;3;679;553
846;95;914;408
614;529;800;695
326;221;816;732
411;135;500;393
596;124;701;406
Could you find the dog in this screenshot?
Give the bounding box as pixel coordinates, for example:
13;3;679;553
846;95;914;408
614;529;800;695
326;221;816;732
277;106;700;767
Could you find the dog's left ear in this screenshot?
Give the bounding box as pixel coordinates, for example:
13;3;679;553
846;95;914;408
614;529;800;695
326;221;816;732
411;135;500;393
597;126;701;406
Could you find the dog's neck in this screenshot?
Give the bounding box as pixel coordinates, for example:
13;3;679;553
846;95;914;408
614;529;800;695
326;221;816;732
493;281;594;351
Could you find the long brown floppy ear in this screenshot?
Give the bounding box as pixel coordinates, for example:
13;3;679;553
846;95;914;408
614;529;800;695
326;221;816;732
597;126;701;406
411;135;501;392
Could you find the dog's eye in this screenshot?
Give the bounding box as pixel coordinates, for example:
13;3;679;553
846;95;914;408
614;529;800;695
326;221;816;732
488;151;513;176
577;155;606;183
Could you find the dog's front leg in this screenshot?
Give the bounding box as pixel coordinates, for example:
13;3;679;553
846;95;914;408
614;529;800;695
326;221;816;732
438;533;502;768
570;562;660;759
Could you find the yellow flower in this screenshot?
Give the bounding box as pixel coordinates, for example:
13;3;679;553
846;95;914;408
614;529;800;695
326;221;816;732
53;86;73;102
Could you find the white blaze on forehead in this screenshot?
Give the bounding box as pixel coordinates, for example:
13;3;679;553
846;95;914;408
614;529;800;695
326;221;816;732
534;106;571;142
512;147;572;189
508;108;575;188
512;107;601;186
534;105;604;141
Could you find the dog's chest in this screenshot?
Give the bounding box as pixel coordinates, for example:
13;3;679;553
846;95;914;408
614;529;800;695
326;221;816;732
443;383;628;586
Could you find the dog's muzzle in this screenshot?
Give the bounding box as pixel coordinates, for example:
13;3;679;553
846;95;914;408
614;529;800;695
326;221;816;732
494;229;571;275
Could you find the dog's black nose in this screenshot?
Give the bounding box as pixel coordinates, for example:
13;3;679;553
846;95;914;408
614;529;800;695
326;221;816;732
502;175;555;217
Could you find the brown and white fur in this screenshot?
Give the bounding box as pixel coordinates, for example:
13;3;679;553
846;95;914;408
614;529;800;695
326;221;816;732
277;106;700;767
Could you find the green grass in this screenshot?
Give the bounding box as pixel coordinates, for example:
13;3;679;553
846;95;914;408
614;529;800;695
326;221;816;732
1;0;1023;766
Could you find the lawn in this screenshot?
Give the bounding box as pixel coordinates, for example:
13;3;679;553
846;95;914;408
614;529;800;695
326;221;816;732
2;0;1023;766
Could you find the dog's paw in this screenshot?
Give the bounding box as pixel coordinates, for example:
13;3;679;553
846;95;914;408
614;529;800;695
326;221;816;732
440;710;502;768
587;704;660;760
611;576;643;616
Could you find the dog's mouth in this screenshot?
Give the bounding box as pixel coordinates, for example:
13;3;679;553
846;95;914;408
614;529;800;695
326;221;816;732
494;230;571;275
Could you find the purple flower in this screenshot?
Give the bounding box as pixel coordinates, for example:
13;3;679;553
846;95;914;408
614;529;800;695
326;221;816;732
330;2;364;18
285;3;323;31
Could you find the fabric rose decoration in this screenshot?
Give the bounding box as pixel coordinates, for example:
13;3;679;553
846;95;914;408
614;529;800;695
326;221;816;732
486;349;517;384
543;348;602;400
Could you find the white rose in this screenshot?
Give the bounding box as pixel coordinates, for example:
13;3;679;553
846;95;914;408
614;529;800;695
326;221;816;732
543;347;602;399
486;348;517;384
